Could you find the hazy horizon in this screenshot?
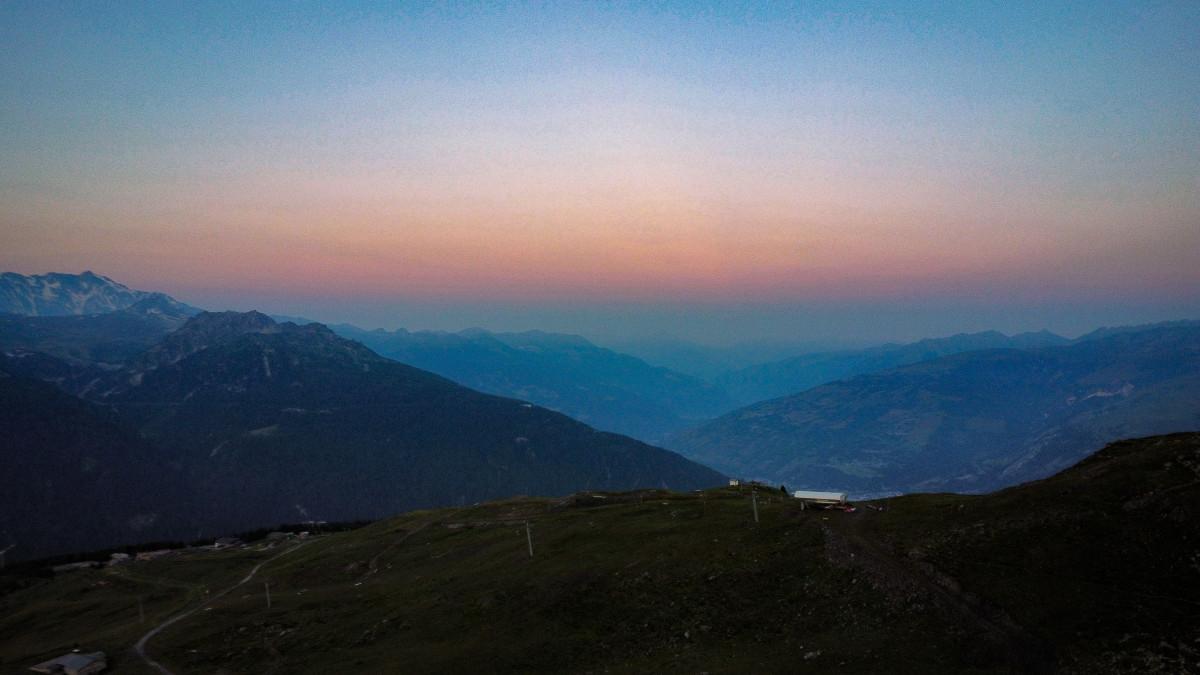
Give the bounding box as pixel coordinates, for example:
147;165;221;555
216;299;1200;347
69;273;1200;347
3;2;1196;346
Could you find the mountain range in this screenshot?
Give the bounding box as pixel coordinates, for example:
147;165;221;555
332;324;734;443
600;335;846;379
1;308;723;561
0;271;199;317
717;329;1073;407
5;271;1200;561
667;322;1200;497
106;314;723;529
0;293;197;368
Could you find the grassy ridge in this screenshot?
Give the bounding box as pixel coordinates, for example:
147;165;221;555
148;491;964;673
3;433;1198;673
852;432;1200;673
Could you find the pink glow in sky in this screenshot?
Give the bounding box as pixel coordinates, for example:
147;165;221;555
1;2;1197;342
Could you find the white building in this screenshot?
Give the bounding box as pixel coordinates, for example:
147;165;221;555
792;490;848;504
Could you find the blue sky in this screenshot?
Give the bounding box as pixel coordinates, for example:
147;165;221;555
2;1;1197;343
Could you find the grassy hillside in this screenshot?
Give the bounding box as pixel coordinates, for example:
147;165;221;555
849;432;1200;673
2;433;1197;674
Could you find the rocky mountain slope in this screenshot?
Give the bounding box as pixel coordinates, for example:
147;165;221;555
667;322;1200;497
0;294;196;367
0;271;198;317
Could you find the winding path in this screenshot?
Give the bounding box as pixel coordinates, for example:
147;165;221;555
356;509;461;583
133;539;312;674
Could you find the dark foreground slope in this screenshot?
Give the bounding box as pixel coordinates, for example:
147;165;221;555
669;322;1200;496
3;434;1196;674
844;432;1200;674
0;369;193;560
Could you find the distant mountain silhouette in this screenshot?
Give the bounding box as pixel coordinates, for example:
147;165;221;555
332;324;734;444
0;271;200;317
718;330;1072;406
0;292;196;366
603;336;856;379
7;271;1197;561
668;322;1200;497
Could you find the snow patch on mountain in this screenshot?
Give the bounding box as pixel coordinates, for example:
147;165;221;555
1;271;145;316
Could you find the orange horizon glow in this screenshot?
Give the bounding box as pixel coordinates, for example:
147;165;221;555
2;1;1197;340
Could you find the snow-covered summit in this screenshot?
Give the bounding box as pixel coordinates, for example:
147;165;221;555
0;271;195;317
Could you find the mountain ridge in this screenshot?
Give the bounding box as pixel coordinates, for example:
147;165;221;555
667;322;1200;497
0;293;198;368
2;312;725;560
718;328;1073;406
331;323;735;444
0;271;200;317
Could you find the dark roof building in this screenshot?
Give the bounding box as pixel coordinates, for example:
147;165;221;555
29;650;107;674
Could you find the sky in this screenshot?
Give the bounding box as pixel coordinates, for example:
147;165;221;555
2;1;1197;345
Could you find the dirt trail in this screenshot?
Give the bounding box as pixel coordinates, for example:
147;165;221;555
821;511;1055;673
132;539;312;674
356;509;461;583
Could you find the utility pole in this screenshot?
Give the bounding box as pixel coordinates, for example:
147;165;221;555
752;490;759;524
525;521;534;557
